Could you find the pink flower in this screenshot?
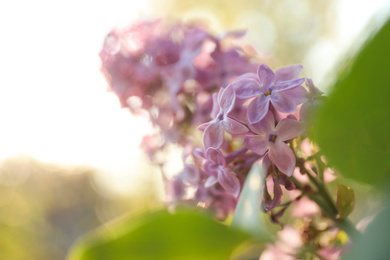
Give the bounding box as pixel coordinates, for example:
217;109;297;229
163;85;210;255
244;111;306;176
203;147;241;197
231;64;306;124
260;226;302;260
199;85;248;149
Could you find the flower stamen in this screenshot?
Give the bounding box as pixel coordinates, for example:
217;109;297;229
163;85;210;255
269;134;277;143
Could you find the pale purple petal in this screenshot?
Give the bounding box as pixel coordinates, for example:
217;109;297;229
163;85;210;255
261;154;272;177
166;177;185;200
282;85;309;105
306;78;323;98
272;78;305;91
248;110;275;135
210;93;219;118
243;135;269;155
270;91;296;114
247;96;270;124
219;84;236;113
193;148;205;159
264;176;284;211
205;147;226;167
223;117;248;134
198;121;211;131
203;121;225;149
274;64;303;81
268;141;296;176
205;175;218;187
230;78;263;99
275;118;306;142
182;165;200;185
204;160;219;175
233;72;258;82
218;168;241;197
257;64;277;87
227;97;247;123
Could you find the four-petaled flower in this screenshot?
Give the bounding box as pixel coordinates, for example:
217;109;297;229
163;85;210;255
244;111;306;176
199;84;248;149
231;63;306;124
203;147;241;197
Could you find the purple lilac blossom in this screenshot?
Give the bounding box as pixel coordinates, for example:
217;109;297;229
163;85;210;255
199;85;248;149
202;147;241;197
231;63;306;124
244;111;306;176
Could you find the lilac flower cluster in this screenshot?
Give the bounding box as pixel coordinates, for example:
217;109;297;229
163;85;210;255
100;19;257;160
100;19;324;220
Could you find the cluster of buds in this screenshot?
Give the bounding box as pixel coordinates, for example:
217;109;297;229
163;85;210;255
99;18;325;221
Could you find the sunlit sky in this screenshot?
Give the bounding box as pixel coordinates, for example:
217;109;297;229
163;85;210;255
0;0;389;194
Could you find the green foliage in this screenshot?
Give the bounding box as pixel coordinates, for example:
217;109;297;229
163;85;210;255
342;197;390;260
312;18;390;187
313;16;390;259
336;183;355;219
68;209;252;260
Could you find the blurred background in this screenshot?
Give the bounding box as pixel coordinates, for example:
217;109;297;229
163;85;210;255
0;0;389;259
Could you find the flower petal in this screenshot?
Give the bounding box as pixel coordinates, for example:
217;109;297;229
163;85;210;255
166;177;186;200
274;64;303;81
219;84;236;113
230;78;263;99
198;121;211;131
306;78;323;98
275;118;306;142
205;175;218;187
233;72;258;82
248;110;275;134
210;92;220;118
205;147;226;167
261;154;272;177
203;120;224;149
272;78;305;91
257;64;277;87
282;85;309;105
268;141;296;176
243;135;269;155
223;117;248;134
247;95;270;124
218;168;241;197
270;91;297;114
181;165;200;185
264;176;284;211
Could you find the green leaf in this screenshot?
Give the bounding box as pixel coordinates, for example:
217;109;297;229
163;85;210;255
67;209;251;260
231;163;270;241
312;18;390;186
342;196;390;260
336;183;355;219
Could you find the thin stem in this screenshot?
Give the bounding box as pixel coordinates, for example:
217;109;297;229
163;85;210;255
306;166;361;240
225;147;248;164
306;169;338;217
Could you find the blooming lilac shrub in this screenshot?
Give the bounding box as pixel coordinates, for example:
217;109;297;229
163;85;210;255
99;18;357;259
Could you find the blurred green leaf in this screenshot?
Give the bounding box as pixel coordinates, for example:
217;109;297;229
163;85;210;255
231;163;270;241
336;183;355;219
342;197;390;260
312;18;390;186
67;209;252;260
